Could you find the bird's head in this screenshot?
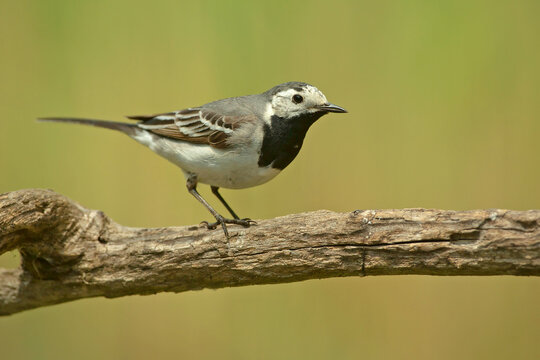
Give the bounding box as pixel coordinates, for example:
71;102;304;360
265;82;347;119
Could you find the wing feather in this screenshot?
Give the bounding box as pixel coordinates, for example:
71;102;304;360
127;108;255;149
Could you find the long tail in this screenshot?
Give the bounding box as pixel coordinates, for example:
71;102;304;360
38;117;138;136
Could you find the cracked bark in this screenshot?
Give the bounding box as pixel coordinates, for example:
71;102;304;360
1;189;539;316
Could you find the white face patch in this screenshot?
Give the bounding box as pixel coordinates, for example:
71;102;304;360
263;102;274;125
271;85;328;118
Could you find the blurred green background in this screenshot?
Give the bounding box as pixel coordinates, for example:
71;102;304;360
1;0;539;359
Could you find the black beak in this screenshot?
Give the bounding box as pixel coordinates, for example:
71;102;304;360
317;103;347;113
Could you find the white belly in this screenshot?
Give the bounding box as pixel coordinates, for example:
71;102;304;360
131;130;281;189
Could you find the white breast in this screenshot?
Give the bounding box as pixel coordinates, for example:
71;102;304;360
131;129;281;189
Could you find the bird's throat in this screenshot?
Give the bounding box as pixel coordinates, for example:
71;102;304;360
258;113;324;170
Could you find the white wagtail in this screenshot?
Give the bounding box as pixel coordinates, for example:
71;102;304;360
40;82;347;237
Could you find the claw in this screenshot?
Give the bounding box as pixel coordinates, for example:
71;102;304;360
240;218;257;226
199;221;218;230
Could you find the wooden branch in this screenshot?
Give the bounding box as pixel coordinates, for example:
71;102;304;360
1;189;539;316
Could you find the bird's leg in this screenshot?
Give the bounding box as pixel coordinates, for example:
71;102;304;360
186;174;230;237
211;186;239;219
186;174;253;238
210;186;257;227
209;186;238;219
211;186;256;226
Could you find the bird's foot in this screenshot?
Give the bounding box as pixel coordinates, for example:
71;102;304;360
230;218;257;227
200;217;256;238
200;217;256;230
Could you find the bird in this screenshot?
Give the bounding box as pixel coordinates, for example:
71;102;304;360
40;82;347;238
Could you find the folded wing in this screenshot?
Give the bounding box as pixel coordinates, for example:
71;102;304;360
127;108;253;149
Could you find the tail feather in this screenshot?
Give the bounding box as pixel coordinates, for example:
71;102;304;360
38;117;138;135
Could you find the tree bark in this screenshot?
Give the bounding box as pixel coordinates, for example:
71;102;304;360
0;189;538;316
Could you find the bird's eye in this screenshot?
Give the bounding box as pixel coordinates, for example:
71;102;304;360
292;94;304;104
